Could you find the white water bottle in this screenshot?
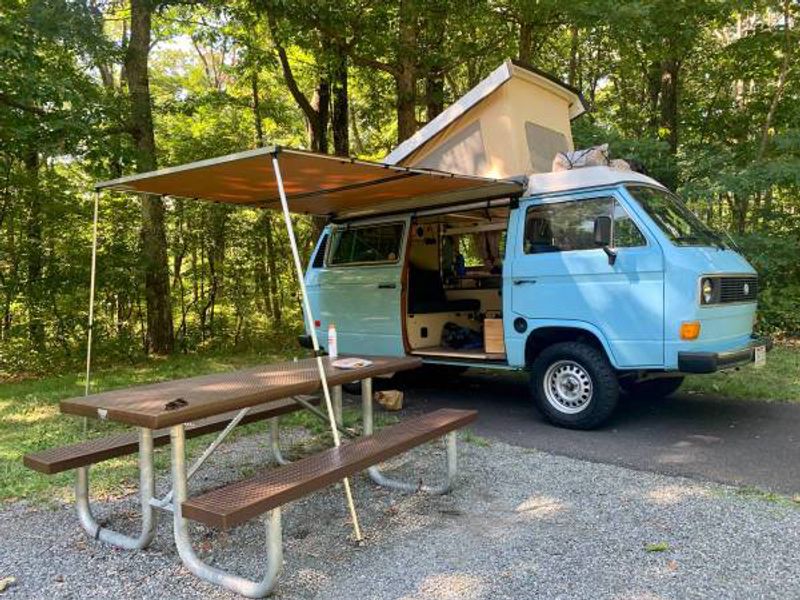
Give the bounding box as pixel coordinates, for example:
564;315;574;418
327;323;338;359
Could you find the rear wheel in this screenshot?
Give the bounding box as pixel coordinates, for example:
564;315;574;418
621;376;684;399
530;341;619;430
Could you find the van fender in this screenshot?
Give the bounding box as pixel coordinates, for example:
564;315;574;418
509;319;621;369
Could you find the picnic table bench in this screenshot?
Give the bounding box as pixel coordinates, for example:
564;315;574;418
23;355;477;598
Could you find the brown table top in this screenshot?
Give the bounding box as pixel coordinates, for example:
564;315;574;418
60;355;421;429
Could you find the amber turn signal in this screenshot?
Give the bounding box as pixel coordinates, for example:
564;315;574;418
680;321;701;340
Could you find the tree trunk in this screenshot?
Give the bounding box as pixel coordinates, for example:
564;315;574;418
568;25;579;87
263;212;281;324
309;80;330;153
270;16;330;153
659;58;680;154
126;0;173;354
396;0;418;142
252;72;265;148
424;1;446;122
646;61;662;132
331;45;349;157
349;104;366;155
518;21;533;64
204;204;229;336
24;151;44;349
425;74;444;122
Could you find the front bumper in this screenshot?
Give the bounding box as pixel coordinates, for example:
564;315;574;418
678;336;772;374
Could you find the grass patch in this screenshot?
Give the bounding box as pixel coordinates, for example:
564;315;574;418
462;428;491;447
644;542;670;553
0;346;303;503
724;485;800;508
682;345;800;402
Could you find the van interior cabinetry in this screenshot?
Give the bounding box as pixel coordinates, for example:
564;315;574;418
405;208;509;363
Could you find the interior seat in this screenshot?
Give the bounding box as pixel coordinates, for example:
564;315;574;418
408;265;481;314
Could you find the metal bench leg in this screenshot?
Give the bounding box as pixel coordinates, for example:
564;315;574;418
170;425;283;598
269;417;290;465
332;385;343;426
361;378;458;495
75;427;157;550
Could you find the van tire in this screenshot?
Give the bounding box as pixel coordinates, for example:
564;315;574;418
530;341;619;430
621;376;684;399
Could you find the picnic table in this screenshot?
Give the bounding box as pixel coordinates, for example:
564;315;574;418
24;355;477;598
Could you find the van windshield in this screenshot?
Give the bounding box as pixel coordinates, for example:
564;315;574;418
625;185;725;248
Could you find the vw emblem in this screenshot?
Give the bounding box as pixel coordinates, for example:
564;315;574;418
743;283;750;295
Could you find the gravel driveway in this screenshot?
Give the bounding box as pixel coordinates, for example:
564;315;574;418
2;426;799;599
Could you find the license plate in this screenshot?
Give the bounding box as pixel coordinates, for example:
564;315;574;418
754;345;767;368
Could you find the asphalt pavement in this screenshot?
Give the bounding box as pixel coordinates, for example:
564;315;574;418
394;369;800;496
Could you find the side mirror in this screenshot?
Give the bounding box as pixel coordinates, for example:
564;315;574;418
593;215;612;246
593;215;617;265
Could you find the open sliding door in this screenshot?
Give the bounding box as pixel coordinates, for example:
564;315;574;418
310;217;410;357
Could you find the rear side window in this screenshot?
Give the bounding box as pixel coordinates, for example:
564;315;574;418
524;197;645;254
329;222;404;266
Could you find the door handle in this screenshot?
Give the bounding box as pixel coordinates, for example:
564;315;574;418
378;283;397;289
513;280;536;285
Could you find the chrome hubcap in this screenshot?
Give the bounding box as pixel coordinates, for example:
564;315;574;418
543;360;593;414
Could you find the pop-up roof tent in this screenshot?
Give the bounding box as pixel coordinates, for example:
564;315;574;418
385;59;587;179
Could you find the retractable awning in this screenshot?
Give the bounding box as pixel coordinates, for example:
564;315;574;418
94;146;523;218
90;145;522;541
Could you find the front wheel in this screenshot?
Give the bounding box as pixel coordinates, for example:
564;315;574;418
530;341;619;430
621;376;685;399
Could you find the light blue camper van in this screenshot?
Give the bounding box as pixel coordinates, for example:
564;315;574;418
302;166;769;429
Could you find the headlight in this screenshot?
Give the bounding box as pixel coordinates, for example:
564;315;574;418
701;279;713;304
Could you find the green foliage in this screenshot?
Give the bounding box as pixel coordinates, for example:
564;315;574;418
0;0;798;377
734;234;800;335
684;345;800;402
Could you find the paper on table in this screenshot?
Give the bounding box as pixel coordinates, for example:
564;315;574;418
331;357;373;369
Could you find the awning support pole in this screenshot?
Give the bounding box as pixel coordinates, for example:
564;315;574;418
83;191;100;433
270;154;363;542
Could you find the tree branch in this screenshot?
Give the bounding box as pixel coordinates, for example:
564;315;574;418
350;54;399;77
0;93;49;116
757;0;793;160
266;12;318;122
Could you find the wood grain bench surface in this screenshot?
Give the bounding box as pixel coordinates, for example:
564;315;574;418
60;356;422;429
182;408;478;529
23;396;319;475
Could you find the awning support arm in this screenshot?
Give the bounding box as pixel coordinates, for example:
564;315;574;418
270;154;363;542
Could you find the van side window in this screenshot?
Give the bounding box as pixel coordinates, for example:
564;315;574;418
612;202;647;248
329;222;404;266
311;234;328;268
524;198;645;254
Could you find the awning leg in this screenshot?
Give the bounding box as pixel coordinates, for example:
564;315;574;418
83;191;100;433
269;153;363;542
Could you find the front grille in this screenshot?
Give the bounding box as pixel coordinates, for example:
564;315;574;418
718;276;758;303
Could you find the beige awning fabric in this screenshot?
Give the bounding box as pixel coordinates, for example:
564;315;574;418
95;146;523;218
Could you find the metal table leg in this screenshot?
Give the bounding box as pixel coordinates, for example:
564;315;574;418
170;425;283;598
269;417;290;465
361;377;457;495
76;427;157;549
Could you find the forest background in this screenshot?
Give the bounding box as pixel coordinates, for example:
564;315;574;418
1;0;798;378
